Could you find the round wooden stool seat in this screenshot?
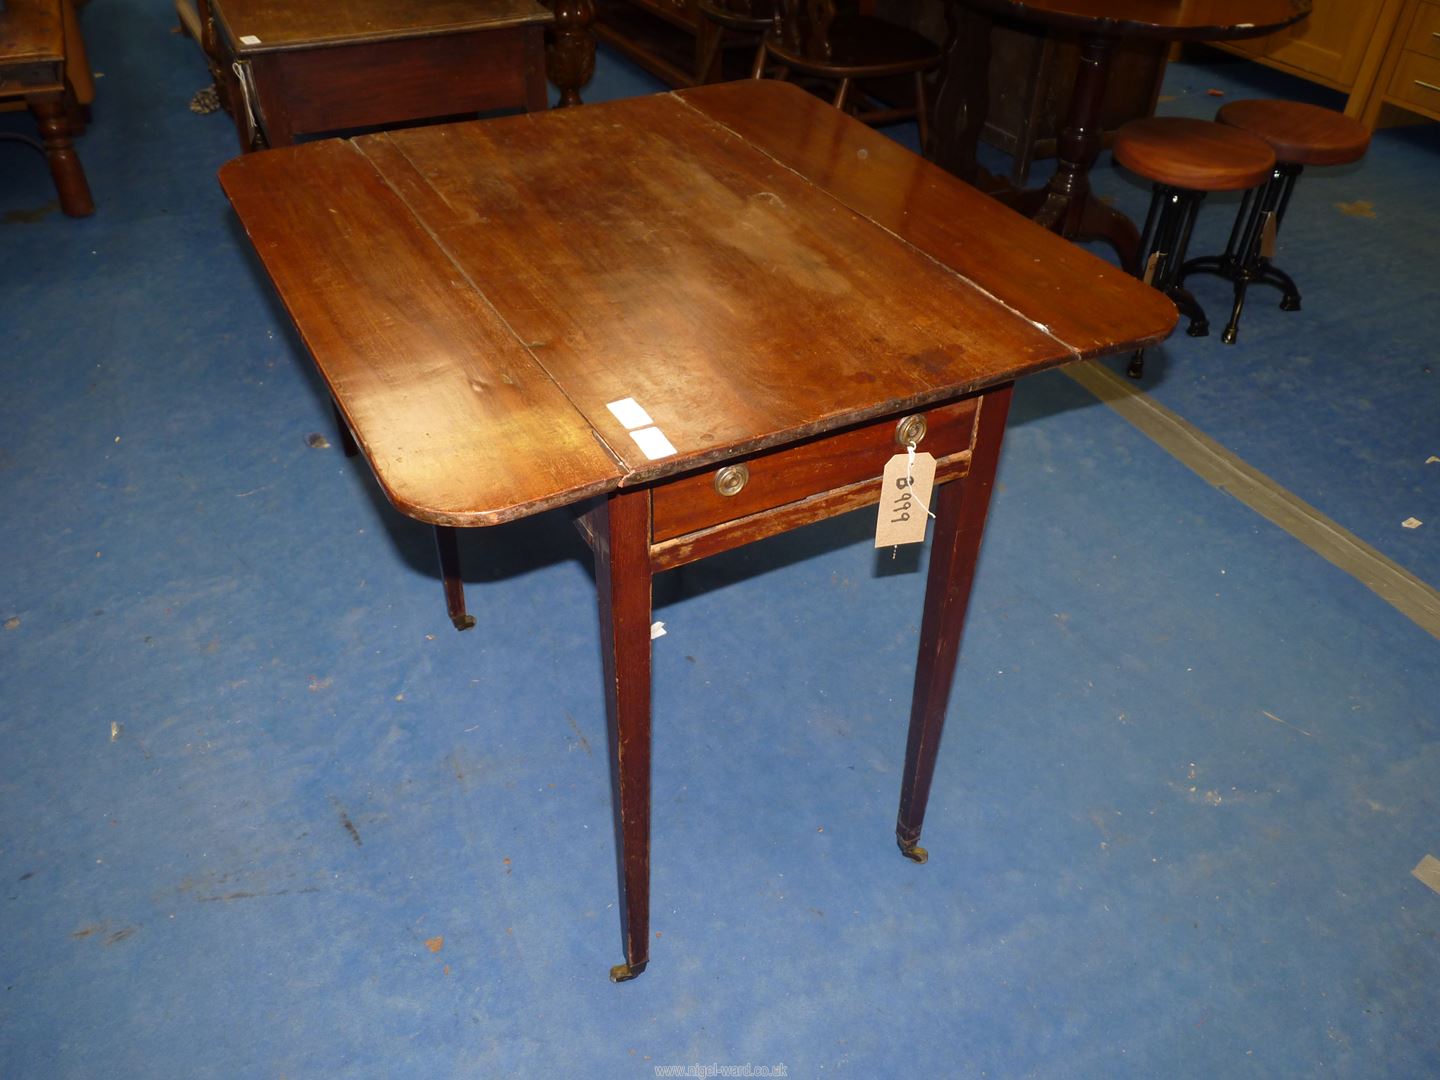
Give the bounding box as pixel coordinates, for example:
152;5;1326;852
1114;117;1276;192
1217;99;1371;167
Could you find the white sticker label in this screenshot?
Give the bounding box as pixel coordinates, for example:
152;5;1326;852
650;621;667;640
629;426;677;461
874;451;936;548
238;34;262;45
606;397;653;430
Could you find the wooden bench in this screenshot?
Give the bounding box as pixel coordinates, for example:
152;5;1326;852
0;0;93;216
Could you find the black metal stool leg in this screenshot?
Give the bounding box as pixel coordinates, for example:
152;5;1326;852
1221;281;1247;345
434;525;476;632
1219;173;1275;343
1131;186;1196;376
1179;186;1251;289
1171;192;1209;337
1215;197;1261;344
1137;185;1163;261
1179;163;1304;343
1129;186;1210;378
1129;186;1178;378
1265;264;1302;310
1273;164;1301;227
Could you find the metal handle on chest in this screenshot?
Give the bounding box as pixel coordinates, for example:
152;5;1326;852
714;464;750;497
894;414;928;447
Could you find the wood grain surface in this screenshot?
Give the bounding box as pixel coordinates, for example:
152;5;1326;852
1114;116;1277;191
0;0;64;68
245;26;547;145
218;139;623;525
682;80;1178;360
221;82;1177;527
1216;98;1371;167
211;0;551;53
358;92;1076;483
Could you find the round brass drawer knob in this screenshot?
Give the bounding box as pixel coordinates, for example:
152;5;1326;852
714;463;749;497
895;414;928;447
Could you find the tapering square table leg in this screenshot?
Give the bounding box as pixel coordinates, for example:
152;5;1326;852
433;526;475;632
896;383;1012;862
593;488;654;981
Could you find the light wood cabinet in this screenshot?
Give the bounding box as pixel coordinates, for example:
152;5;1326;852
1360;0;1440;125
1214;0;1405;120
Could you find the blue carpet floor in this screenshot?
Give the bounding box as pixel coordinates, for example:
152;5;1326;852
2;4;1437;1077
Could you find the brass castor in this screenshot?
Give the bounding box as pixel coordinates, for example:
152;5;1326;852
609;960;648;982
450;613;477;631
897;840;929;864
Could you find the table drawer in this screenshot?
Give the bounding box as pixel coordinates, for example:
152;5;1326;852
651;396;980;542
1405;1;1440;61
1387;49;1440;114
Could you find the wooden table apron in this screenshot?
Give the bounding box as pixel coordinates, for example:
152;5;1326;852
219;81;1176;980
931;0;1311;273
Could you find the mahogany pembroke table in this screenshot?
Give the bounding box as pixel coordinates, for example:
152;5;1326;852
219;80;1176;980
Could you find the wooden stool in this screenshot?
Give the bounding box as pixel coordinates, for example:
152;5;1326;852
753;0;940;146
0;0;95;217
1180;99;1371;344
1113;116;1275;378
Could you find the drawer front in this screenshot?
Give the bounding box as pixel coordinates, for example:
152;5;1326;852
651;396;981;542
1388;49;1440;114
1406;1;1440;61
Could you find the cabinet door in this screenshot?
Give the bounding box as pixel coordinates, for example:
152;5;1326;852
1255;0;1388;86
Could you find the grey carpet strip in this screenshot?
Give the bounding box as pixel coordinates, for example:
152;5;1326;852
1064;360;1440;640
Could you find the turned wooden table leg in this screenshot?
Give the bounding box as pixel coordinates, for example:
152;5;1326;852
546;0;595;107
1008;33;1140;274
195;0;236;116
896;383;1012;863
28;95;94;217
594;488;654;981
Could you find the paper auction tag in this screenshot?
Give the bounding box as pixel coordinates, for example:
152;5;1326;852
874;451;936;548
1142;251;1160;286
1260;210;1278;260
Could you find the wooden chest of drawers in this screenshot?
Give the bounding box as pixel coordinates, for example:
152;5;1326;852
1365;0;1440;123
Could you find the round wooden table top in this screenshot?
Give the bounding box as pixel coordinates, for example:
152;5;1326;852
965;0;1310;41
